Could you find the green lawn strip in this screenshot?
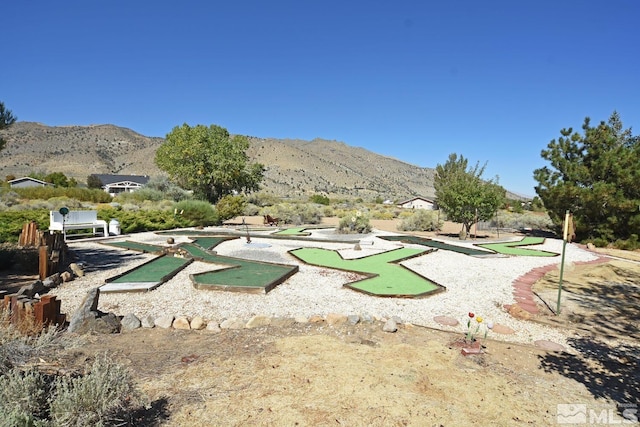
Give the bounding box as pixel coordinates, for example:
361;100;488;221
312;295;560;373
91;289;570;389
107;255;192;283
180;243;298;293
273;227;311;236
476;236;558;257
189;236;238;250
289;247;444;297
102;240;165;253
379;235;493;256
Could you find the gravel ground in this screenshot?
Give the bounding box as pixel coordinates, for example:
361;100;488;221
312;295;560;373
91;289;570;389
49;226;598;347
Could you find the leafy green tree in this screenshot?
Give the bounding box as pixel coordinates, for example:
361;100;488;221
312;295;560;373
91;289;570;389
155;124;264;203
534;112;640;243
44;172;76;187
434;153;506;237
87;174;103;189
0;102;17;152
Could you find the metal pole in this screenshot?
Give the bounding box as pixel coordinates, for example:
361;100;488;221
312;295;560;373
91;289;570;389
556;210;570;315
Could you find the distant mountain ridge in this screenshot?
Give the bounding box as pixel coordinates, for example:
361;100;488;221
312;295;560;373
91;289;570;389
0;122;526;201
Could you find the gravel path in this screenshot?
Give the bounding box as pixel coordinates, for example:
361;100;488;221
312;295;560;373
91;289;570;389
49;226;598;347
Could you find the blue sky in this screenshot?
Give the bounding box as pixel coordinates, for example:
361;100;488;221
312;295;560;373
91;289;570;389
2;1;639;197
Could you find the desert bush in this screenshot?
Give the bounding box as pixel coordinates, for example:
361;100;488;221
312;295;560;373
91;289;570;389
243;203;260;216
398;210;442;232
216;195;247;222
309;194;330;205
144;176;192;202
370;207;396;220
173;200;220;227
14;187;112;203
490;211;553;231
247;192;281;207
98;207;192;233
337;210;371;234
262;203;323;225
114;188;166;203
0;210;49;242
49;353;140;426
0;368;51;425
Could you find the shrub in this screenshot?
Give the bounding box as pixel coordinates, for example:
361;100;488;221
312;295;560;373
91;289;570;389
309;194;330;205
216;195;247;222
0;210;49;243
14;187;112;203
49;353;140;426
336;210;371;234
261;203;323;225
398;210;442;232
173;200;219;227
0;368;51;424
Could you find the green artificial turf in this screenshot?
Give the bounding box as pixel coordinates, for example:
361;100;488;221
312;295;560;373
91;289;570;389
289;247;443;297
379;235;493;256
103;240;165;253
110;255;191;283
476;237;558;257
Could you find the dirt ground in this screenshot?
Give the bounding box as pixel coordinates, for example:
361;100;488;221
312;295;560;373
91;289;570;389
4;219;640;426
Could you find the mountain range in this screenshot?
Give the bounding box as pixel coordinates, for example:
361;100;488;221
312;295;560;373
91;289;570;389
0;122;525;201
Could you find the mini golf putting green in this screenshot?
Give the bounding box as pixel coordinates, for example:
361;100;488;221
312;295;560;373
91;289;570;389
182;243;298;293
101;255;193;292
273;227;312;236
476;237;558;257
379;235;494;256
289;247;444;298
103;240;166;254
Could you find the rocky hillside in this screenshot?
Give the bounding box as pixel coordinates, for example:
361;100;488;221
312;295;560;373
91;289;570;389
0;122;439;200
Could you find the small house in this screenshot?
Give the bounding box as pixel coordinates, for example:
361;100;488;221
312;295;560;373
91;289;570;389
90;174;150;196
398;197;437;210
8;177;53;189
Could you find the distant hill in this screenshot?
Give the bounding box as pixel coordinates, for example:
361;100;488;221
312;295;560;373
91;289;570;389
0;122;526;201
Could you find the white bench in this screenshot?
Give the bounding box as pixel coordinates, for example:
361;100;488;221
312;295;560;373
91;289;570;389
49;210;108;240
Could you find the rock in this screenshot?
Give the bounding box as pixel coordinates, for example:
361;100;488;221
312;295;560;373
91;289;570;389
354;243;362;251
308;315;324;323
155;315;175;329
167;237;175;244
69;263;84;277
383;318;398;333
360;313;374;323
492;323;515;335
246;315;271;328
586;242;596;250
121;313;141;331
507;304;532;320
206;322;221;333
60;271;73;282
190;316;205;330
294;316;309;323
17;281;47;299
347;314;360;325
534;340;566;352
140;315;155;328
42;273;62;288
67;288;100;333
433;315;459;327
220;318;245;329
173;316;191;330
326;313;347;325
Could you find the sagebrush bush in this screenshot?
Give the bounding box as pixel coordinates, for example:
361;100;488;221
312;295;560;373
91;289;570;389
0;368;51;425
336;210;371;234
261;203;324;225
14;187;112;203
398;210;442;232
49;353;140;426
174;200;219;227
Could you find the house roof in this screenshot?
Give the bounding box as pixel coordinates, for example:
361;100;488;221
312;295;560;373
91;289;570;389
397;196;435;205
91;174;150;186
8;177;50;185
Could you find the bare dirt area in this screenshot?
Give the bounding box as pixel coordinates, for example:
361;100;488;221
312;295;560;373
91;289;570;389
3;220;640;426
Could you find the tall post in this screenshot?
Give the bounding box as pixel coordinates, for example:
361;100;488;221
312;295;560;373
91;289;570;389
556;210;570;315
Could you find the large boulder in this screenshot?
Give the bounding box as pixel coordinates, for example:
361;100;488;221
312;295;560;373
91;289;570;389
67;287;121;334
